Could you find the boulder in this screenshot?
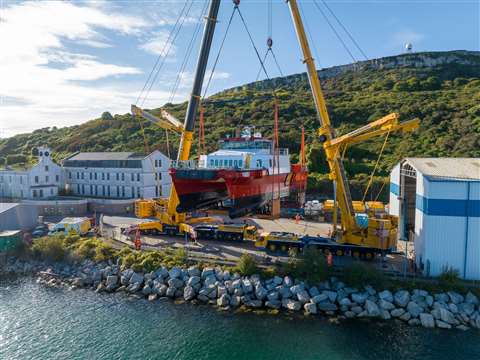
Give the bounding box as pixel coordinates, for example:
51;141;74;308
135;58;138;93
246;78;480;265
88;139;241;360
345;311;356;319
312;294;329;304
127;282;142;293
167;278;184;289
364;285;376;296
157;284;168;297
420;313;435;328
449;303;459;314
390;308;405;318
447;291;464;304
283;276;294;287
394;290;410;308
365;300;380;317
267;291;279;301
217;294;230;307
436;320;452;329
318;302;338;312
279;287;292;299
408;318;421;326
323;290;337;303
378;299;395;311
72;277;85;288
381;310;391;320
129;272;144;285
431;308;441;320
201;267;215;279
304;302;317;315
282;298;301;311
265;299;281;309
309;287;320;298
439;308;458;325
465;292;479;306
105;275;118;290
142;285;152;296
255;285;268;301
351;293;368;305
434;293;450;303
245;299;263;308
155;267;169;279
351;306;363;314
296;290;311;304
222;270;231;281
184;286;196;301
242;278;253;293
339;298;353;307
378;290;393;303
399;312;411;322
273;276;283;286
230;296;241;307
407;301;423;318
187;276;201;287
204;275;217;287
148;294;158;302
166;287;176;298
456;325;470;331
187;266;201;277
458;302;474;316
217;286;228;298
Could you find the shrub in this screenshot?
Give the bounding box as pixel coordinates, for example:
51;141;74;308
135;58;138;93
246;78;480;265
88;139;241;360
74;239;98;260
343;261;386;288
173;247;188;266
235;254;258;276
64;235;81;248
93;242;115;263
287;248;329;283
438;266;461;289
31;236;66;262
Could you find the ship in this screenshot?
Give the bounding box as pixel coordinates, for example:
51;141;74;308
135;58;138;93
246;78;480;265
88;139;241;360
170;127;307;218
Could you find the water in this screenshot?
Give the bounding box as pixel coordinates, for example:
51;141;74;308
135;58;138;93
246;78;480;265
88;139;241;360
1;277;479;360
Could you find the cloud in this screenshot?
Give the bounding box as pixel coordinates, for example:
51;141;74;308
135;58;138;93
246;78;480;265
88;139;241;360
140;30;176;56
0;1;152;137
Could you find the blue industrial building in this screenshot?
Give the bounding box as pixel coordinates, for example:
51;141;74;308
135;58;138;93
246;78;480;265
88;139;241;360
389;158;480;279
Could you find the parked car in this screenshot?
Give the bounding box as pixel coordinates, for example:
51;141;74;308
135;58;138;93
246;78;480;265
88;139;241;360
32;225;48;238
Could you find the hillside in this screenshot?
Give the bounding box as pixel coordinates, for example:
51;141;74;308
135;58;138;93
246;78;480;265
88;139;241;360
1;50;479;199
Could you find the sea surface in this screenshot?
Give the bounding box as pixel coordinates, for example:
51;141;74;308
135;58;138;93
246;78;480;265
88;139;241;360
0;276;479;360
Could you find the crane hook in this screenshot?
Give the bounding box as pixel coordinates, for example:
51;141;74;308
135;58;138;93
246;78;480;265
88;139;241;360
267;37;273;48
233;0;240;6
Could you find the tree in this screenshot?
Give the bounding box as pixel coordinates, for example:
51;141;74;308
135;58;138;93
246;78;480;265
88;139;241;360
101;111;114;121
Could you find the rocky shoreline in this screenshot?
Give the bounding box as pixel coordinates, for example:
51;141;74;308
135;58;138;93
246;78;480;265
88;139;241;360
3;257;480;331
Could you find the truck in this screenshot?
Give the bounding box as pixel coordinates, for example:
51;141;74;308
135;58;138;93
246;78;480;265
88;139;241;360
49;217;91;236
194;223;258;242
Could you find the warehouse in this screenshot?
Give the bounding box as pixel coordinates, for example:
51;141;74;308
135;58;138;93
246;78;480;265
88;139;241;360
389;158;480;279
0;203;38;231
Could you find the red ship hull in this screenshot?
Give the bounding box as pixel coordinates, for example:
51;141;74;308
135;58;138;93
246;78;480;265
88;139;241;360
170;166;307;218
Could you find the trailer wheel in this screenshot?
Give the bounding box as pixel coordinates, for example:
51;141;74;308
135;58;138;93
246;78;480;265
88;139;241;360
323;249;330;255
365;252;374;261
268;244;277;252
336;249;343;256
352;251;360;258
281;245;288;253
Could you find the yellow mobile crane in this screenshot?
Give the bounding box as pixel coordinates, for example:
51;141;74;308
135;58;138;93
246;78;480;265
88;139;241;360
287;0;419;251
129;0;222;237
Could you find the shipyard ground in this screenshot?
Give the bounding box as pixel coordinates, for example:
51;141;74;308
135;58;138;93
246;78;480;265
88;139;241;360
98;215;413;275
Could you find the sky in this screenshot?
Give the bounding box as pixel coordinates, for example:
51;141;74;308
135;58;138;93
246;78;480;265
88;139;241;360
0;0;479;138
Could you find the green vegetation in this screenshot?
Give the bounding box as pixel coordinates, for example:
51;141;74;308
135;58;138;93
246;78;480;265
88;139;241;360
284;248;330;283
234;254;258;276
1;51;479;200
31;236;67;262
438;266;461;289
342;261;386;289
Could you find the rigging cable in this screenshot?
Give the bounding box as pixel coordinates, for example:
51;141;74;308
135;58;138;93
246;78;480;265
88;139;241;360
311;0;357;63
298;1;323;69
141;0;195;107
169;0;209;104
135;0;190;106
320;0;368;60
362;129;391;202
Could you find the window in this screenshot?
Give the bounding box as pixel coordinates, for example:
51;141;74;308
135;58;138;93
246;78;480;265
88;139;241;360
102;185;106;196
107;173;110;181
116;173;119;181
50;188;54;195
121;173;125;181
158;159;162;168
20;176;23;184
131;187;135;198
256;159;262;168
89;173;92;180
137;187;141;198
158;173;162;181
33;189;37;197
154;160;158;167
69;172;72;179
77;172;79;179
77;184;80;193
116;186;120;197
269;159;273;168
155;173;157;181
229;159;233;167
137;173;140;182
210;159;214;167
56;175;59;182
214;159;218;167
94;173;97;180
131;173;134;181
81;172;84;180
95;185;98;196
45;165;49;171
82;184;85;194
39;189;43;197
102;173;105;181
45;175;49;182
90;185;93;194
155;186;159;197
122;186;125;198
234;160;238;167
34;176;39;183
107;186;111;197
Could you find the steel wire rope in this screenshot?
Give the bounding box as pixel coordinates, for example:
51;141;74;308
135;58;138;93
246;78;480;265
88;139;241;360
169;0;209;104
362;129;391;202
135;0;190;106
311;0;357;63
298;1;323;69
141;0;195;107
319;0;369;60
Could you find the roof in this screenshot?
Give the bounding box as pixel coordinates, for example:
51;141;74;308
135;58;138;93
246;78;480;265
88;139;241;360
0;203;20;214
405;158;480;181
59;217;90;224
65;152;145;161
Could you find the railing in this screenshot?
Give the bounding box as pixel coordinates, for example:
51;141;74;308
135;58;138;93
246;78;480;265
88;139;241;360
171;160;204;169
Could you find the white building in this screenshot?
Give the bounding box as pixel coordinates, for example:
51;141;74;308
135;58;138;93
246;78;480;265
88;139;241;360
0;147;64;199
389;158;480;279
62;150;171;200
